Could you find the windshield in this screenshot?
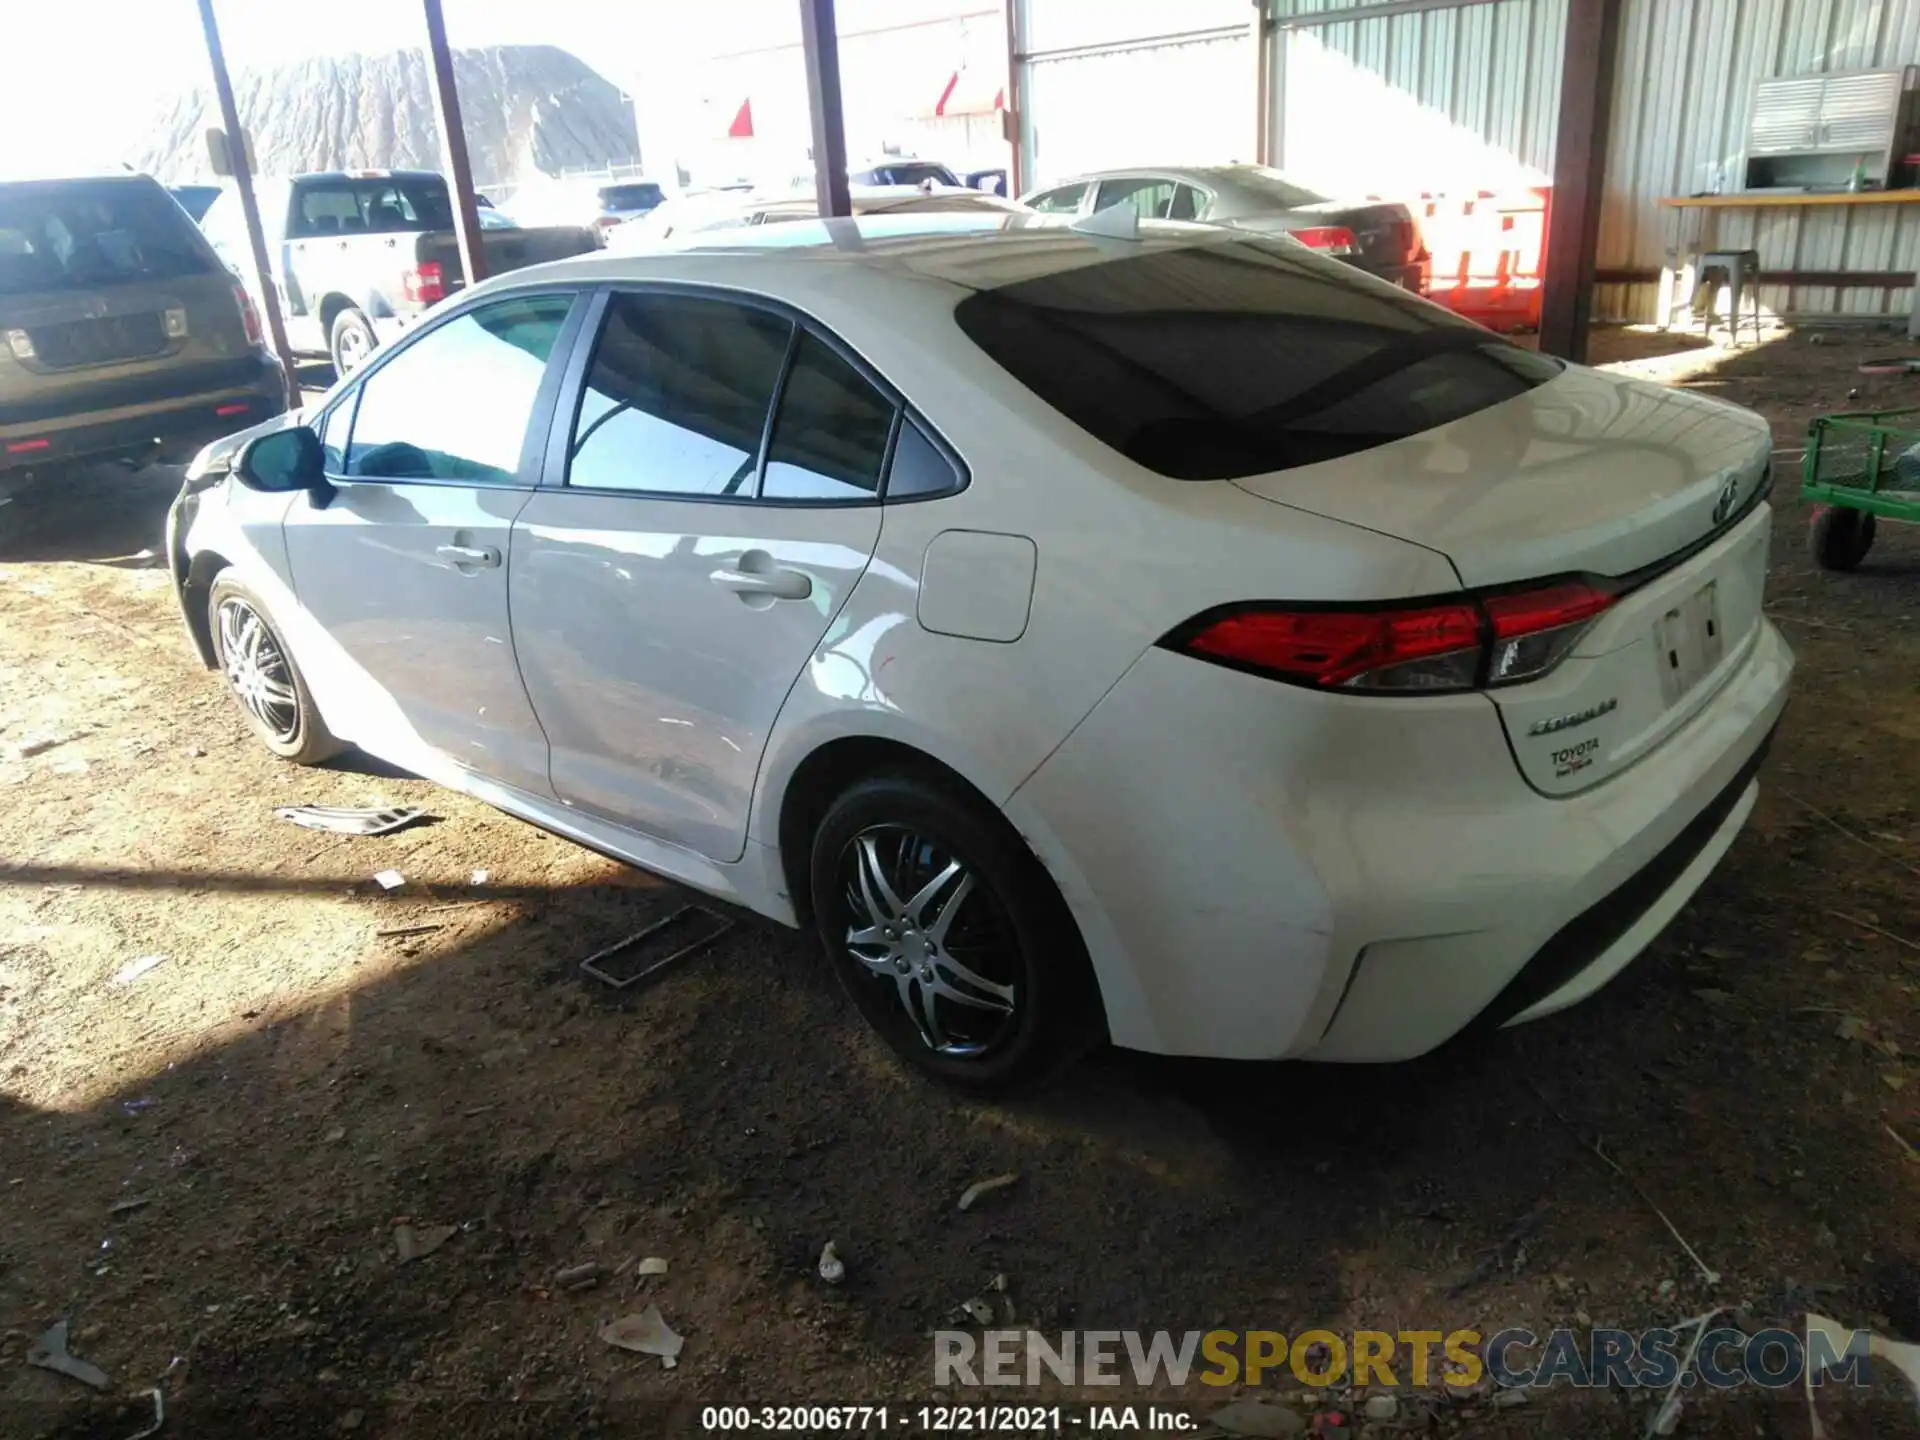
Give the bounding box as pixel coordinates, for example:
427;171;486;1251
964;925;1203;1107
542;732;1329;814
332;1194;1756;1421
953;238;1562;480
0;180;213;294
599;184;664;211
1219;165;1329;210
879;163;959;187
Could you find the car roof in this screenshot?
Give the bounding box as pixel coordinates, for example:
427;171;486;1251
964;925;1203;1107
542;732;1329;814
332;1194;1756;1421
0;173;169;191
497;212;1233;299
287;170;445;183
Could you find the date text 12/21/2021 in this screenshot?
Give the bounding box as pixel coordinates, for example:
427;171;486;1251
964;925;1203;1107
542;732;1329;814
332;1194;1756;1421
700;1405;1200;1432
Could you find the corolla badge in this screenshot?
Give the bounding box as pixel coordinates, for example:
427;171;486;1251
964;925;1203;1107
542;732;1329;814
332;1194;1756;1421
1711;475;1743;526
1527;697;1618;736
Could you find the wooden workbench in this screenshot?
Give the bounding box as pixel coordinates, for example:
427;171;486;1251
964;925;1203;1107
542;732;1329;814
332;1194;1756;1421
1657;189;1920;329
1660;189;1920;208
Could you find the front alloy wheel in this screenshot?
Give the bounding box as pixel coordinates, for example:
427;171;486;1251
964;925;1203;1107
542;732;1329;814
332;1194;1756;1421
207;575;344;765
840;826;1020;1057
218;595;299;745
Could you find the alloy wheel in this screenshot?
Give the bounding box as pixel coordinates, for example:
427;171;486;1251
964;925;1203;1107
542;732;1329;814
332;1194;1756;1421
217;596;299;744
336;325;371;374
839;825;1020;1057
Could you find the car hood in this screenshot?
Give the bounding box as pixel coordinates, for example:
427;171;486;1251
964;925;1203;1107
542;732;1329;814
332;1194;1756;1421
1228;363;1773;586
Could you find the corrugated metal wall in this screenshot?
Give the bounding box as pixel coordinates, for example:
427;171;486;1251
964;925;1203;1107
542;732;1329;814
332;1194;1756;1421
1274;0;1567;196
1598;0;1920;322
1011;0;1920;321
1014;0;1253;184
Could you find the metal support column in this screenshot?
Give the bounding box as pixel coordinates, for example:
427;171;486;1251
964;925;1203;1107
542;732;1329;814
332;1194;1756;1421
422;0;489;288
1538;0;1623;363
1003;0;1024;196
799;0;853;218
195;0;298;406
1251;0;1271;167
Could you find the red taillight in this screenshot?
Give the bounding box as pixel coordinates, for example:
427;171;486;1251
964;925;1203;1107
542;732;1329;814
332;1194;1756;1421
215;403;249;417
6;438;51;455
403;263;447;306
1483;580;1614;685
233;283;263;346
1183;603;1483;691
1289;225;1358;255
1171;581;1615;694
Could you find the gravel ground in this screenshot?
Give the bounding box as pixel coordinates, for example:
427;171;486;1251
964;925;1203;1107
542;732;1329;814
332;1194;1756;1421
0;328;1916;1439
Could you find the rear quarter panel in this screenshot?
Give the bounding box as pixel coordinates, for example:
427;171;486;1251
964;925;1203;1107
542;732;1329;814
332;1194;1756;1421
737;265;1464;1025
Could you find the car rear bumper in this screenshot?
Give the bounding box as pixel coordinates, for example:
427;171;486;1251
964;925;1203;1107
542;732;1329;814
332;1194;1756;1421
1009;617;1793;1061
0;353;287;473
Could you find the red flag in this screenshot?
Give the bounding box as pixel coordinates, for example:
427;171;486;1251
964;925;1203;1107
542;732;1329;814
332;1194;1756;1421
728;99;754;138
934;71;960;118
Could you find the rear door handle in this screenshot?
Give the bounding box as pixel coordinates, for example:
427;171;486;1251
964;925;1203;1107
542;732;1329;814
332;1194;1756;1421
437;543;500;570
710;558;812;602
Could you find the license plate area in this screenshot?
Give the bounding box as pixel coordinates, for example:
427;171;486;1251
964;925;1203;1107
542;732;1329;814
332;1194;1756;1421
1655;581;1723;705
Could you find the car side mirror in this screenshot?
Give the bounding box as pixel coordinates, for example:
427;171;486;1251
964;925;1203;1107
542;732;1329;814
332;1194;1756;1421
235;426;335;508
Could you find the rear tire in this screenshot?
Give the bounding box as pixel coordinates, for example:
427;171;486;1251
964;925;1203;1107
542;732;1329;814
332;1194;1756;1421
1809;505;1876;571
808;772;1102;1093
328;307;378;377
208;575;344;765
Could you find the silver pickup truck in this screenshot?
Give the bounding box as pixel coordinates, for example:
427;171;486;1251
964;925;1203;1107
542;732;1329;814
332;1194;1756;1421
199;170;596;374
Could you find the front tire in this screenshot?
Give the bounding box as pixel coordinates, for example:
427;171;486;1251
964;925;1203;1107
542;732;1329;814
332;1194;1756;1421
208;576;343;765
328;307;378;377
808;773;1101;1092
1809;505;1876;570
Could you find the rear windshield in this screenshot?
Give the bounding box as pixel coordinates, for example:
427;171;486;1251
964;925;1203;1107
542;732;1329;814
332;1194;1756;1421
0;181;212;295
599;183;664;211
952;239;1562;479
1219;165;1329;209
289;178;454;237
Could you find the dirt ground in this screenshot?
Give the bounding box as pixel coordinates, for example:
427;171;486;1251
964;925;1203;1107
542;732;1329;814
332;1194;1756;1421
1;329;1918;1440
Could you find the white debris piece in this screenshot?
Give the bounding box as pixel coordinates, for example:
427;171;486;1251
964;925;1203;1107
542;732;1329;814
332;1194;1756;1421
111;955;167;987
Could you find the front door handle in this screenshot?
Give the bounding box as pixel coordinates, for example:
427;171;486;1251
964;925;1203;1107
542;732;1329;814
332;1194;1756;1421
437;543;500;570
710;553;812;602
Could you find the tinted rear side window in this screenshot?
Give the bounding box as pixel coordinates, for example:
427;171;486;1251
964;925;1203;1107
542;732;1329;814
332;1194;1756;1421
0;181;212;294
569;292;793;496
952;240;1561;480
762;333;895;501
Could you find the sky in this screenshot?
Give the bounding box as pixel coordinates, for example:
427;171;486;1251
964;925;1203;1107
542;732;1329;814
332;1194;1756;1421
2;0;827;178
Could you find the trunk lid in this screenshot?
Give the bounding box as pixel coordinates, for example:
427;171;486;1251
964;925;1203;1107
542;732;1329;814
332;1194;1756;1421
1297;198;1422;272
1229;364;1773;586
1232;365;1775;795
1487;504;1772;795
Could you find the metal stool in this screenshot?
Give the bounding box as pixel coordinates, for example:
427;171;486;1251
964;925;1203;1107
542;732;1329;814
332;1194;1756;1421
1670;248;1763;345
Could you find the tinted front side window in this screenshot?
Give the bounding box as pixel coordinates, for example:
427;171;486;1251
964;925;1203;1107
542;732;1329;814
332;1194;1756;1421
346;294;572;483
569;293;792;496
762;334;895;501
317;390;357;474
953;239;1561;480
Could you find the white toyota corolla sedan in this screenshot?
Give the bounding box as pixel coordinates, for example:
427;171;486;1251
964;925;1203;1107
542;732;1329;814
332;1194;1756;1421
167;214;1792;1090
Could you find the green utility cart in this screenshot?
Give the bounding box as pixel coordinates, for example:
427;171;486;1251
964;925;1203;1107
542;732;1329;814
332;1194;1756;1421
1801;407;1920;569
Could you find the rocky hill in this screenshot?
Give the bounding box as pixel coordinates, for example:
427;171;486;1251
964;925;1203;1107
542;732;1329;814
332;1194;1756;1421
135;45;639;185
